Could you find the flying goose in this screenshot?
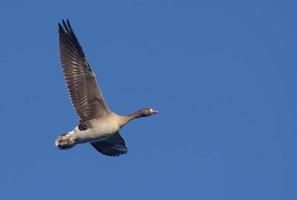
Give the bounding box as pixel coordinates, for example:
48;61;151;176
55;20;158;156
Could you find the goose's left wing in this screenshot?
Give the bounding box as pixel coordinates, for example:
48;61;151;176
59;19;110;121
90;132;128;156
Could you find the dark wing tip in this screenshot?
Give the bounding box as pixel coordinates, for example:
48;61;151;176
63;20;70;32
90;141;128;157
58;19;73;33
58;19;86;59
58;23;64;33
67;19;71;27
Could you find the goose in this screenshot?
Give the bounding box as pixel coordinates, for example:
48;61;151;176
55;19;158;156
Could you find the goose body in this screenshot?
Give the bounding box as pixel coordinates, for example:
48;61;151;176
55;20;158;156
73;113;122;143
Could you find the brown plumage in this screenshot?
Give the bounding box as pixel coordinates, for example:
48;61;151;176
55;19;158;156
59;20;110;120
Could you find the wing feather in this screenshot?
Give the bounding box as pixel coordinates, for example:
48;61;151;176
91;132;128;156
59;19;110;120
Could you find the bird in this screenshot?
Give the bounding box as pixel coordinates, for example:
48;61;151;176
55;19;158;156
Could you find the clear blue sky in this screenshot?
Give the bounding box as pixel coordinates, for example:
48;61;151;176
0;0;296;199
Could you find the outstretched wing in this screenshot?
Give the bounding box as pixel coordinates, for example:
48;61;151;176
91;132;128;156
59;19;110;120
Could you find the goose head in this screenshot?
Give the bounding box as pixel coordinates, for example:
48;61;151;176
123;107;158;124
139;107;159;117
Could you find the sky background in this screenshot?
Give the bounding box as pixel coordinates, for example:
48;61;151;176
0;0;296;199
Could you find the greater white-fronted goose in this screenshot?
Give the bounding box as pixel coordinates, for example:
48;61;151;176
55;19;158;156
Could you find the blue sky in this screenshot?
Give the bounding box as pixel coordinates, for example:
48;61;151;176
0;0;296;199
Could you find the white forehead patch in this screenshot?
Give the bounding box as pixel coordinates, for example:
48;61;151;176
149;108;153;114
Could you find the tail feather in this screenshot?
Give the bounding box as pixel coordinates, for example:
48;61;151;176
55;132;76;150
